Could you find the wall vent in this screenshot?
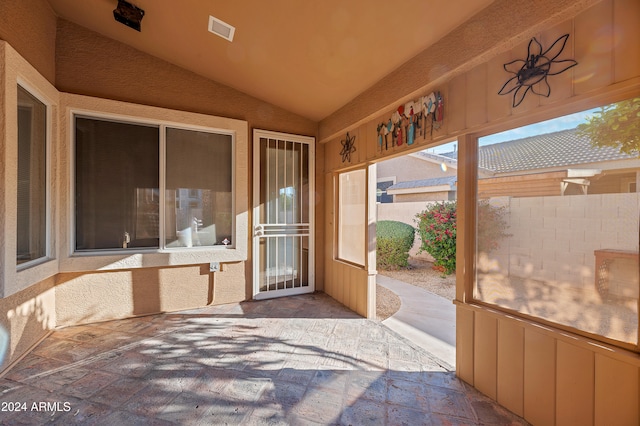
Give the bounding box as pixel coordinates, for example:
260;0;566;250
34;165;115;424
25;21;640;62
208;15;235;42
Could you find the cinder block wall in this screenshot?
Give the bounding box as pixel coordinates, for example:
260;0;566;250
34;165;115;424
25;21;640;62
494;193;640;294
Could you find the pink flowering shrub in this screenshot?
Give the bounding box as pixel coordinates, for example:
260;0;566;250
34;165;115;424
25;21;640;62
415;200;511;275
415;201;457;274
477;199;512;254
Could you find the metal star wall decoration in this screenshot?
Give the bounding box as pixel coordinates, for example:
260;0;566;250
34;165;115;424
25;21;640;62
498;34;578;107
340;132;356;163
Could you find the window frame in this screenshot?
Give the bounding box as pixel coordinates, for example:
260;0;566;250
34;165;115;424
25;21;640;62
336;167;368;267
61;95;248;272
72;114;161;253
376;177;396;204
463;93;640;353
162;124;236;251
1;43;60;299
72;113;236;254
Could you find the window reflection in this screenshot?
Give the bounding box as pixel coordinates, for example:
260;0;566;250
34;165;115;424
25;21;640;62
338;169;366;266
75;118;234;251
165;128;233;248
475;98;640;345
17;85;47;264
75;117;159;250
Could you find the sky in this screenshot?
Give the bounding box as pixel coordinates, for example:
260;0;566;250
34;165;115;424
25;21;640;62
425;107;600;154
478;108;600;146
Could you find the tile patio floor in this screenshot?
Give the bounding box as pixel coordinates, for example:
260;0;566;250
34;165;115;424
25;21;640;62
0;293;528;425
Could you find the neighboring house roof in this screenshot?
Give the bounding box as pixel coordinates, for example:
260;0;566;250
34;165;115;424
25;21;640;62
410;151;460;169
390;128;637;192
388;176;457;192
439;128;636;174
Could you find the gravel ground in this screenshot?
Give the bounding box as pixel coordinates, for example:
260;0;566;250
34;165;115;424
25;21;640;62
376;257;637;344
375;284;401;321
376;257;456;320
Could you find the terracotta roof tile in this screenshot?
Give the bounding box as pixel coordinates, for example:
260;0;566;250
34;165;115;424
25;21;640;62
436;128;635;173
388;176;457;190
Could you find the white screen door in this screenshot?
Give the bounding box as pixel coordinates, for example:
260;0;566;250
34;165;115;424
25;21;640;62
253;130;314;299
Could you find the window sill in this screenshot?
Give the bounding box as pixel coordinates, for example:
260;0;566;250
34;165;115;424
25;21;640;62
8;258;59;297
334;258;367;270
60;247;247;273
17;256;52;272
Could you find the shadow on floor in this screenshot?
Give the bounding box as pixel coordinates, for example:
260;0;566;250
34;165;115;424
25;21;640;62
0;293;528;425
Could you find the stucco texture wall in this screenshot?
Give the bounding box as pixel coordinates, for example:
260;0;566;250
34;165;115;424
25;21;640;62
51;19;321;320
377;154;456;184
0;9;322;372
394;192;453;203
0;41;60;372
55;266;211;327
54;19;317;138
0;0;56;83
0;279;55;372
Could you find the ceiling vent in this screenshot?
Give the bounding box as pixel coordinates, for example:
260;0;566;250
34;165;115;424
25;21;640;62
208;15;235;42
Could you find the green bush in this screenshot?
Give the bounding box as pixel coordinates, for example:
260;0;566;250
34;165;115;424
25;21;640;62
376;220;415;270
415;201;457;275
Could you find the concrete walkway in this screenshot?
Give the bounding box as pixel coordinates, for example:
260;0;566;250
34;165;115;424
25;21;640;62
377;275;456;369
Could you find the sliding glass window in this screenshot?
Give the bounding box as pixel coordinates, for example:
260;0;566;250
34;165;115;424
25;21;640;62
17;85;47;265
74;115;233;252
75;117;159;250
165;128;232;248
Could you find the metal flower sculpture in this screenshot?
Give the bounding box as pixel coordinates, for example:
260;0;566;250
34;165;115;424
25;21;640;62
340;132;356;163
499;34;578;107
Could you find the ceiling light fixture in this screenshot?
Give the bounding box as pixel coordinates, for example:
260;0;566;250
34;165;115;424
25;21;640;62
113;0;145;32
208;15;235;42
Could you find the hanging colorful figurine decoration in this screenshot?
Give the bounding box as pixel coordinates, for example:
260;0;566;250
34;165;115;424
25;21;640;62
376;122;385;151
340;131;357;163
386;118;394;148
390;112;399;146
498;34;578;107
407;104;415;145
377;90;444;152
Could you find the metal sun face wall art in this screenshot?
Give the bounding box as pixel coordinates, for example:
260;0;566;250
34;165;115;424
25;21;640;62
498;34;578;107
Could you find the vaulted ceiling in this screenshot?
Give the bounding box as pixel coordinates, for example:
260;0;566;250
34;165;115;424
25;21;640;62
45;0;495;121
